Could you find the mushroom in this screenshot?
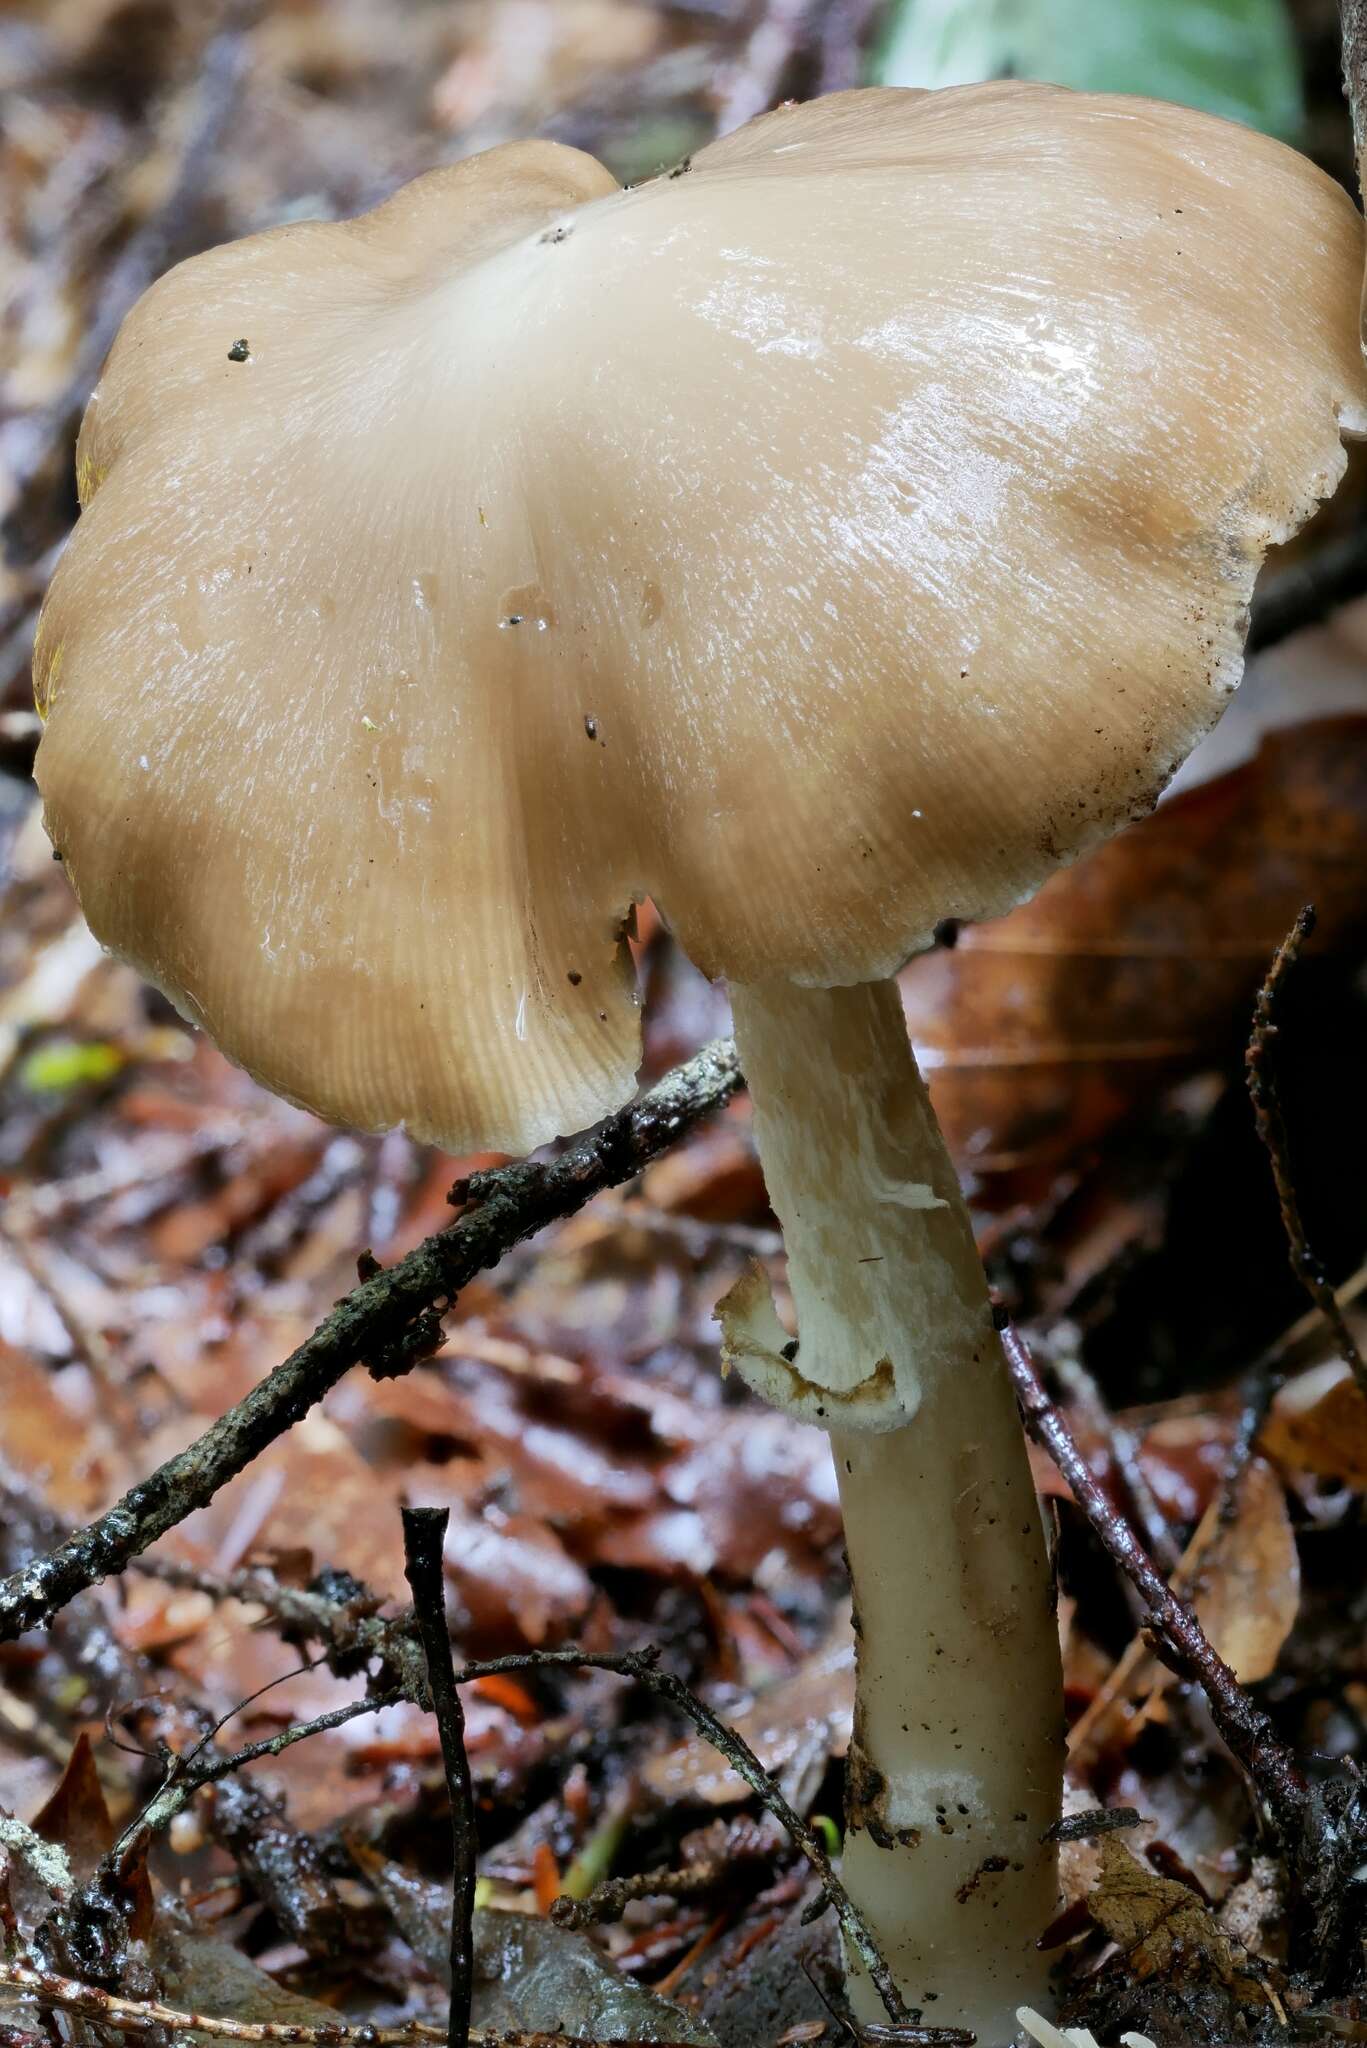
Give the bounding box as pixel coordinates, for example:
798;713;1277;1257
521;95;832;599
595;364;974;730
33;84;1367;2043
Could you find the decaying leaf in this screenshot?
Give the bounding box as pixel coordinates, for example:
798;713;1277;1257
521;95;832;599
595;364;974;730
350;1846;717;2045
1261;1357;1367;1487
1089;1834;1250;1989
1189;1459;1299;1685
30;1732;154;1937
31;1733;114;1879
902;717;1367;1196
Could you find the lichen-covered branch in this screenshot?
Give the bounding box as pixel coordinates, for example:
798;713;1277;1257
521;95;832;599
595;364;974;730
0;1961;699;2048
0;1039;742;1644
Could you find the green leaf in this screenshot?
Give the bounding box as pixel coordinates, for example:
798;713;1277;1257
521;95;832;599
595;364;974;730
874;0;1303;140
19;1038;124;1094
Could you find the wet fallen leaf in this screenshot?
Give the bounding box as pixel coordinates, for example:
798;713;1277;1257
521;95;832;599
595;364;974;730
350;1845;717;2044
902;717;1367;1198
1190;1458;1300;1685
31;1733;112;1878
1261;1358;1367;1487
1089;1834;1250;1989
0;1346;118;1515
32;1733;152;1933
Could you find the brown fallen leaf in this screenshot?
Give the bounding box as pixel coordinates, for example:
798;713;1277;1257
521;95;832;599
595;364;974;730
32;1733;152;1933
1089;1833;1250;1989
1261;1357;1367;1487
901;717;1367;1199
0;1345;120;1517
1189;1458;1299;1686
31;1733;114;1878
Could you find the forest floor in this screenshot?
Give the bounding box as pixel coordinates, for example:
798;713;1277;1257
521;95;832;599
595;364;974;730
6;4;1367;2045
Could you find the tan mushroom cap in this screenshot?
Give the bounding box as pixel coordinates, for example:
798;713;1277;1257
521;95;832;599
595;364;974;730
35;85;1367;1153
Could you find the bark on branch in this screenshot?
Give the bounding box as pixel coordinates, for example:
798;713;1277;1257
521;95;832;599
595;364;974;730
0;1039;742;1644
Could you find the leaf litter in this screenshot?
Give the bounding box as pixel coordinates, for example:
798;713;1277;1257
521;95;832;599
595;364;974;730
6;5;1367;2048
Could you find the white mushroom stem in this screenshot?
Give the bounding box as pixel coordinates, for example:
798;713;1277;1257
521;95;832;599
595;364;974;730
723;978;1062;2044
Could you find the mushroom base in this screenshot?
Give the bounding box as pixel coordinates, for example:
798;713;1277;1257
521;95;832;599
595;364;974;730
727;977;1062;2045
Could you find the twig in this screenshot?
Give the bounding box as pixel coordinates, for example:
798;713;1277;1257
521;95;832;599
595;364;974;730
0;1962;697;2048
716;0;816;132
1216;1262;1367;1525
998;1315;1308;1840
2;5;257;564
108;1694;404;1873
1043;1807;1141;1844
402;1510;475;2048
551;1859;724;1929
1052;1354;1181;1573
103;1609;904;2030
463;1645;906;2027
1245;907;1367;1401
127;1556;428;1692
1216;1359;1284;1528
0;1037;742;1644
1247;524;1367;655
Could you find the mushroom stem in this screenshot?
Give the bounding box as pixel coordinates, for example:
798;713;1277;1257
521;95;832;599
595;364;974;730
726;977;1061;2043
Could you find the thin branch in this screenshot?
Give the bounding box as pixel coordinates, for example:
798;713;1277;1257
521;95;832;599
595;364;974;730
999;1315;1309;1840
0;1037;742;1645
460;1645;907;2028
1245;907;1367;1401
550;1861;723;1929
103;1614;904;2031
1052;1353;1181;1574
402;1510;475;2048
127;1556;428;1693
0;1962;699;2048
108;1693;405;1872
101;1519;904;2012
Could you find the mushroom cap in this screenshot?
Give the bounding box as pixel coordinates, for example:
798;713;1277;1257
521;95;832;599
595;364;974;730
35;85;1367;1153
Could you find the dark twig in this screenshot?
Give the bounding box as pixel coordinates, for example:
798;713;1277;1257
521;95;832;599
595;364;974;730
1245;907;1367;1401
1247;526;1367;655
106;1694;404;1876
2;5;256;563
127;1556;427;1692
1216;1358;1285;1529
1217;1262;1367;1526
0;1037;742;1644
1043;1806;1141;1844
999;1316;1308;1840
450;1645;908;2026
1052;1354;1181;1573
110;1585;905;2027
550;1861;722;1930
402;1511;475;2048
